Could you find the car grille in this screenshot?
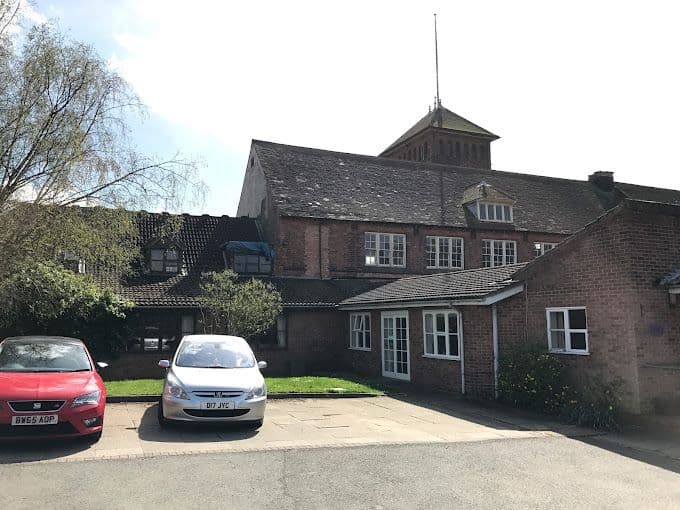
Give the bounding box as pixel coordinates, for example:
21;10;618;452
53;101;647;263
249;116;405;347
193;391;243;399
8;400;66;413
0;422;78;437
183;409;250;418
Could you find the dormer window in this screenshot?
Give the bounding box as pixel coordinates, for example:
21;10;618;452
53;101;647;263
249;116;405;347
478;202;513;223
150;248;180;273
233;254;271;274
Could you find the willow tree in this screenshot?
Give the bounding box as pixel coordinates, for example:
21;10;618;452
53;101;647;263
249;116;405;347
0;1;203;276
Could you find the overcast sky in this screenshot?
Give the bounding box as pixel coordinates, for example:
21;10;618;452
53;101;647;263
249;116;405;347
30;0;680;215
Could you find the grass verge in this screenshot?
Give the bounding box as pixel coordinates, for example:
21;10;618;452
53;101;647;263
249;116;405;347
105;375;385;397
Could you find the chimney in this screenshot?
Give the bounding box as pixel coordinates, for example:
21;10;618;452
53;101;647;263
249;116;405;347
589;171;614;191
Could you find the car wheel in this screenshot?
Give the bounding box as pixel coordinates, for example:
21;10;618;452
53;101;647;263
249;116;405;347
157;400;171;428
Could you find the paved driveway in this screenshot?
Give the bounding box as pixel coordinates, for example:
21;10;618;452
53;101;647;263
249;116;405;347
0;394;592;464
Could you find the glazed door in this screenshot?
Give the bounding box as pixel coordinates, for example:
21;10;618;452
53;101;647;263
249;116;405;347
381;311;410;380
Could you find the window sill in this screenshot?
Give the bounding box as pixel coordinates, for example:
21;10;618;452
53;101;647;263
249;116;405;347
422;354;460;361
549;350;590;356
349;347;371;352
365;264;406;269
426;266;464;271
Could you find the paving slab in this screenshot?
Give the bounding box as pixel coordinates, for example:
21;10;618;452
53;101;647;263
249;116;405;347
0;395;611;465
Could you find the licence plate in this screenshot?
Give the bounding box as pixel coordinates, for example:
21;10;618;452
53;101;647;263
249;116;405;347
11;415;59;426
200;401;235;410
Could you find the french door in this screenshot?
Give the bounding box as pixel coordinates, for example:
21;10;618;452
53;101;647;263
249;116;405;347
381;311;410;380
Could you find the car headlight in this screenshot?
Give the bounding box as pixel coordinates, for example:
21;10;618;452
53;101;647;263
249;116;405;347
72;390;101;408
245;383;267;400
164;372;190;400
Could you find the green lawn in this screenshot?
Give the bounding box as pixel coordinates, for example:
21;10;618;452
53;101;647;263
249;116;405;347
105;376;385;397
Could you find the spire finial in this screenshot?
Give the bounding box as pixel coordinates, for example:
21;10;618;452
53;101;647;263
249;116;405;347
434;13;440;107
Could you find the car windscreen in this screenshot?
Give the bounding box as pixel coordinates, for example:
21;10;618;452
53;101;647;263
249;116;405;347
0;341;92;372
175;341;255;369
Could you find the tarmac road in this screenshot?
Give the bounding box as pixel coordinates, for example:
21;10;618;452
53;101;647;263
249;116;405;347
3;435;679;510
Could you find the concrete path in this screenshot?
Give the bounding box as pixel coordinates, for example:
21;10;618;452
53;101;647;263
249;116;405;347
0;395;594;464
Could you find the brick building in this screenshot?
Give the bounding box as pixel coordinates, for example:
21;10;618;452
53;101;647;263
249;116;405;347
233;103;680;414
103;103;680;415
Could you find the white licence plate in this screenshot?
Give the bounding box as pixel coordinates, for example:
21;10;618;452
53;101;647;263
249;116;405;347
200;401;235;410
11;415;59;426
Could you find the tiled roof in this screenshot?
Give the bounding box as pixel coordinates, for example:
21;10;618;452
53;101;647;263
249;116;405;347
253;140;680;235
381;104;499;154
97;213;263;308
253;141;611;234
271;278;389;308
340;264;526;307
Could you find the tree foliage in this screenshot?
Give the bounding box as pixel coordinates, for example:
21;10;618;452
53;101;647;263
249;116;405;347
199;270;282;339
0;261;133;357
0;1;203;276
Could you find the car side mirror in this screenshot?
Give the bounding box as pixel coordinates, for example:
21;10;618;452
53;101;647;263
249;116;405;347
158;360;170;369
257;361;267;370
96;362;109;371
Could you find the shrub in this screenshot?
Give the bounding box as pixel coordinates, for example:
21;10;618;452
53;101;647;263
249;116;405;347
498;344;620;430
0;262;132;358
498;344;569;415
560;378;621;431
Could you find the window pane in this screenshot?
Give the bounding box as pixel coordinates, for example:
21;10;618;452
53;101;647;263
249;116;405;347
550;330;565;350
259;257;271;272
350;331;358;348
181;315;194;336
437;335;447;355
378;234;390;265
438;238;450;267
568;309;587;330
150;260;164;272
436;314;446;333
425;333;434;354
482;241;492;267
426;237;437;267
364;330;371;349
234;255;246;272
448;334;459;356
570;332;587;351
479;204;487;220
165;262;179;273
505;242;516;264
151;249;164;261
165;250;178;260
549;311;565;329
448;314;458;334
276;316;287;347
487;204;495;220
424;314;433;334
392;235;405;266
365;234;377;265
504;206;511;221
452;238;463;268
143;338;159;351
496;205;503;220
493;241;504;267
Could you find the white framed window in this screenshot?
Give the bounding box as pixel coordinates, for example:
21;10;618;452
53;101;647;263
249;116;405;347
546;307;588;354
482;240;516;267
426;236;464;269
533;242;556;258
423;310;461;360
349;313;371;351
478;202;513;223
365;232;406;267
150;248;180;273
233;254;272;274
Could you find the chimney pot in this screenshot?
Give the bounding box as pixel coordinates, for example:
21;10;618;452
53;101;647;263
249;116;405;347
589;171;614;191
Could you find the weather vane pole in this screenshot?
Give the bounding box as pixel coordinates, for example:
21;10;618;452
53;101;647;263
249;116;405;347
434;13;440;108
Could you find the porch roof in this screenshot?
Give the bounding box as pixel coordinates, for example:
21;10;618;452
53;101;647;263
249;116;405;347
339;264;527;309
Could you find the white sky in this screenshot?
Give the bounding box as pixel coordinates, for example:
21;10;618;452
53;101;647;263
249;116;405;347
32;0;680;215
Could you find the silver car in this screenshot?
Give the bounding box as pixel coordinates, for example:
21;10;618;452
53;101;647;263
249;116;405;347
157;335;267;428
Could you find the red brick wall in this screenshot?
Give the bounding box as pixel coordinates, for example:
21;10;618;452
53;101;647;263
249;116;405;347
500;202;680;414
273;216;567;279
342;306;495;398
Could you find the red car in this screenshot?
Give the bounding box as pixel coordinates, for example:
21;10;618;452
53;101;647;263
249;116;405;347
0;336;107;441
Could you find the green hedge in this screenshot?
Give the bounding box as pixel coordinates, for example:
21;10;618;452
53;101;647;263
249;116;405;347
498;344;620;430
